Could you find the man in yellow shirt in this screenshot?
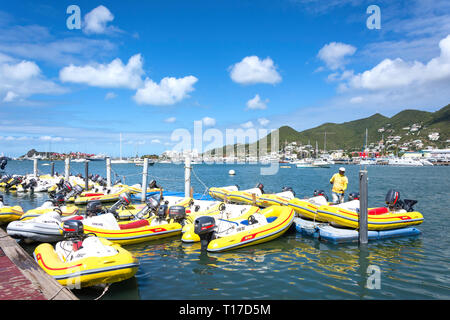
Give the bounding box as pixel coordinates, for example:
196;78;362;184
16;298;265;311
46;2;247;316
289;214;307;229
330;167;348;203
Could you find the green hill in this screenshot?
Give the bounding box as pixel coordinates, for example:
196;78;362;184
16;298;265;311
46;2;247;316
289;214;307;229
206;103;450;155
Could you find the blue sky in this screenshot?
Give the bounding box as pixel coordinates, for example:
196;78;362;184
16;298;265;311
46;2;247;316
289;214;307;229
0;0;449;157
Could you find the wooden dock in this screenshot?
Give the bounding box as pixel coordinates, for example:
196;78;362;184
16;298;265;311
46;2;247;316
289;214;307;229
0;228;78;300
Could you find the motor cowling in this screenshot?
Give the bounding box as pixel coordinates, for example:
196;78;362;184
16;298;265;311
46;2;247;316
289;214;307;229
168;206;186;222
385;189;401;208
156;204;168;219
62;220;84;239
348;192;360;201
146;195;160;211
148;179;159;189
194;216;217;250
86;200;103;216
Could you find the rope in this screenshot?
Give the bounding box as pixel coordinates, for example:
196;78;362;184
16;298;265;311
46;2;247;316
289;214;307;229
94;283;110;300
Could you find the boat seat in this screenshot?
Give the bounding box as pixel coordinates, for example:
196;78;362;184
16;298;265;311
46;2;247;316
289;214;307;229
119;219;150;230
368;207;389;215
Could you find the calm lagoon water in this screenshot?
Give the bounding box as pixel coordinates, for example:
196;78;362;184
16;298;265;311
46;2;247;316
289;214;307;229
1;160;449;300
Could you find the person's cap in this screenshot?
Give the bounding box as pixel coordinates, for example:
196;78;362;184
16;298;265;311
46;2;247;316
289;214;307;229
339;167;346;172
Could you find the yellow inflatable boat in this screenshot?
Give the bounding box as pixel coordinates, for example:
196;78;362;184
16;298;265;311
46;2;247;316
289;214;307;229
208;185;239;201
316;190;424;230
193;205;295;252
0;204;23;224
256;188;296;207
226;184;265;205
181;203;260;243
19;200;79;221
288;194;330;221
34;220;138;288
82;203;189;245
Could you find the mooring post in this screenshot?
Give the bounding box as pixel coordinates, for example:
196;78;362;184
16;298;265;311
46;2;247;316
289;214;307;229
185;155;191;198
359;169;369;244
84;160;89;191
50;162;55;177
33;159;38;177
106;157;111;187
64;158;70;181
141;158;149;202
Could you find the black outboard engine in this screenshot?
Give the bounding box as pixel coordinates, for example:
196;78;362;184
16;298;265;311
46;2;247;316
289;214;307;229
53;193;66;206
168;206;186;224
281;186;295;197
313;189;328;201
255;183;265;194
385;189;417;212
62;220;84;240
156;203;168;220
97;176;107;187
148;179;160;189
0;195;4;204
86;200;103;216
194;216;217;250
348;192;360;201
0;157;7;170
385;189;402;210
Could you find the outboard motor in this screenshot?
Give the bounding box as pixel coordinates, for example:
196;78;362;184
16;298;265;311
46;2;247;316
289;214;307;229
0;157;7;170
0;195;4;205
53;193;66;206
348;192;360;201
313;189;328;201
156;203;168;220
86;200;103;217
168;206;186;224
97;176;106;187
194;216;217;250
281;186;295;197
385;189;402;210
148;179;160;189
255;183;265;194
146;195;160;211
62;220;84;240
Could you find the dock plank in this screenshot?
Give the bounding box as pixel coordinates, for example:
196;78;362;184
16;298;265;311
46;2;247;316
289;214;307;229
0;228;78;300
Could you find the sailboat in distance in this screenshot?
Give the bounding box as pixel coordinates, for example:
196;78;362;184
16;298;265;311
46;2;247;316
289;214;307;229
111;133;132;164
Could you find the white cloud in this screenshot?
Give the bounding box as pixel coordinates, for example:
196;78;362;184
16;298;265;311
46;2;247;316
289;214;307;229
246;94;269;110
241;121;254;128
349;96;364;104
39;136;62;142
202;117;216;127
257;118;270;126
59;54;144;89
229;56;282;85
0;56;65;102
105;92;117;100
83;5;116;35
133;75;198;106
151;139;161;144
317;42;356;70
164;117;176;123
3;91;18;102
347;34;450;91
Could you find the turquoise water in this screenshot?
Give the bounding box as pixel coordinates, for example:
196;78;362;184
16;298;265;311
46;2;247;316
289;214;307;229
1;160;449;300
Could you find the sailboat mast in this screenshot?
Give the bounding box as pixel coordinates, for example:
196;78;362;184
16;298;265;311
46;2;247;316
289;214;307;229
120;133;122;161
